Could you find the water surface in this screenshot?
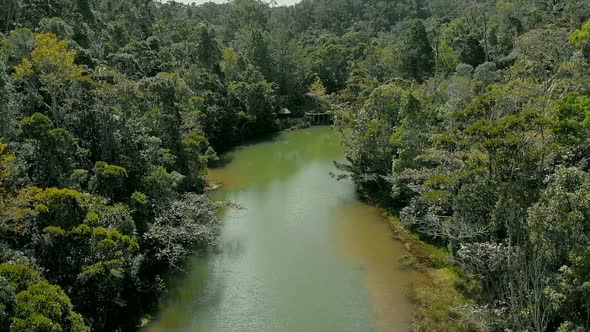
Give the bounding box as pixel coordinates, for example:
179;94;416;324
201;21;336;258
149;126;416;332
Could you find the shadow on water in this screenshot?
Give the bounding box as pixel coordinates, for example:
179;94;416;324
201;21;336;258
209;131;283;168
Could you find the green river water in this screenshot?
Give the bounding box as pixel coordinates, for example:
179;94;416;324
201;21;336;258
148;126;417;332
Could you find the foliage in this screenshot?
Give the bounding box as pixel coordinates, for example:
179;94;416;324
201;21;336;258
144;193;223;271
0;263;88;331
570;19;590;60
0;141;15;197
1;0;590;330
399;20;434;82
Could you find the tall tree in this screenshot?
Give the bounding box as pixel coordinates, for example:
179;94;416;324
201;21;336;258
399;20;434;82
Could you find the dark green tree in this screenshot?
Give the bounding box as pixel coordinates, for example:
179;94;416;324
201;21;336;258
399;20;434;82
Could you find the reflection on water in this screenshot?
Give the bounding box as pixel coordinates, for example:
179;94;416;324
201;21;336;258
148;126;415;332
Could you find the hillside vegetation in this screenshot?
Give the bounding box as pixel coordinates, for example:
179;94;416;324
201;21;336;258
1;0;590;331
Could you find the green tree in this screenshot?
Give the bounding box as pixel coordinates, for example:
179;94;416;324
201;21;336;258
13;33;86;126
529;168;590;330
570;19;590;60
20;113;81;187
89;161;128;200
554;93;590;146
0;263;88;332
0;276;16;332
442;18;485;68
399;20;434;82
12;280;88;332
144;193;222;270
195;22;221;73
337;83;412;194
0;141;15;199
141;166;184;212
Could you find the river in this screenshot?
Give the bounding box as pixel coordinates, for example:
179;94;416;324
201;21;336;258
147;126;417;332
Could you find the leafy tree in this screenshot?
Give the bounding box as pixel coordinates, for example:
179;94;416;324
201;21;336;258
112;36;175;79
0;141;15;198
227;80;278;138
17;0;75;30
195;22;221;73
0;0;20;33
0;59;17;139
442;18;485;67
89;161;128;200
38;17;74;40
0;264;42;295
12;280;88;332
0;263;88;332
307;77;330;113
144;193;222;271
19;113;81;187
13;33;86;126
0;276;16;331
302;33;350;93
529;167;590;330
35;188;87;228
338;83;412;192
2;0;590;330
570;19;590;61
473;61;496;90
220;48;240;80
141;166;184;212
513;28;572;82
141;72;193;153
179;132;210;192
399;20;434;82
555;93;590;146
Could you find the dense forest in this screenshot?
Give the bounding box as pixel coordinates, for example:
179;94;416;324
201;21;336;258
1;0;590;331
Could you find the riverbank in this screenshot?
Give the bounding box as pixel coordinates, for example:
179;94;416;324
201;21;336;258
357;189;480;331
388;213;477;331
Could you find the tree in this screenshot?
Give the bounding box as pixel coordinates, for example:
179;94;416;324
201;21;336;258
337;83;412;195
0;276;16;332
12;280;88;332
528;167;590;267
15;0;75;30
141;166;184;212
0;58;17;139
144;193;222;271
570;19;590;61
37;17;74;40
140;72;193;153
226;79;278;138
0;141;15;199
0;0;20;33
195;22;221;73
89;161;128;200
442;18;485;68
554;93;590;146
0;263;88;332
220;48;240;81
20;113;81;187
399;20;434;82
13;33;86;126
304;36;350;93
69;226;138;330
528;167;590;330
514;28;572;82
